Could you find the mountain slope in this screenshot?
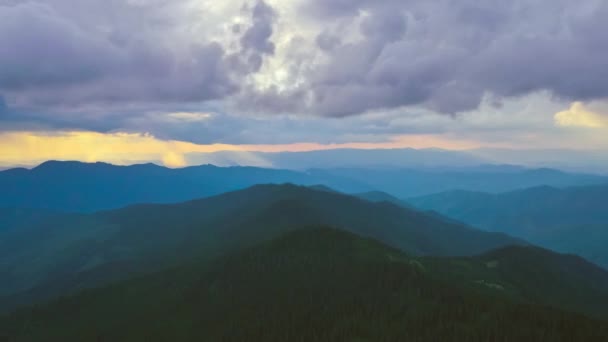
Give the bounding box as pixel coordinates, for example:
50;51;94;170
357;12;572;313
353;191;412;208
0;208;57;232
409;184;608;268
0;184;523;311
423;245;608;319
1;228;607;342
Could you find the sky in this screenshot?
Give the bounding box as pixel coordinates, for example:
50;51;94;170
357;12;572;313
1;0;608;168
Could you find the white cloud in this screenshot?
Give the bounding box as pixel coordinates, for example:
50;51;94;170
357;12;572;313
166;112;213;122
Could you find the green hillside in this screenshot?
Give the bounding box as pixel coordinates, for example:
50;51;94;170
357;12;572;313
423;245;608;319
0;184;522;312
1;228;607;342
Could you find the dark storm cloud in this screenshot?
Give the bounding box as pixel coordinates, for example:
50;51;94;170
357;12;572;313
244;0;608;117
241;0;277;55
0;0;274;114
2;0;608;144
228;0;278;74
0;2;113;90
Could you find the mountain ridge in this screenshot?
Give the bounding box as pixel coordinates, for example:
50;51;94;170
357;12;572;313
2;227;607;341
2;160;607;212
409;184;608;269
0;183;524;312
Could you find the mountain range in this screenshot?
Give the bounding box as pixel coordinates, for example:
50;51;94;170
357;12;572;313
2;228;608;341
0;184;523;312
410;184;608;269
2;160;608;340
1;161;607;212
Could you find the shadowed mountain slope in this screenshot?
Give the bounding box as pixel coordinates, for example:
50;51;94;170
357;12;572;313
1;228;607;342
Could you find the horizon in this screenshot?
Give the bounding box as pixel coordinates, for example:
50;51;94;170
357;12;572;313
1;0;608;171
3;152;608;177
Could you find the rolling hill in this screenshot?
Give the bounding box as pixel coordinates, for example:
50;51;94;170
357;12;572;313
1;228;607;341
0;184;524;312
409;184;608;268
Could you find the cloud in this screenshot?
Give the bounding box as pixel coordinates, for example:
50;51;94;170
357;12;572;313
0;95;6;112
244;0;608;117
4;0;608;120
0;0;274;111
0;130;486;168
241;0;277;56
555;102;608;128
1;0;608;154
166;112;214;122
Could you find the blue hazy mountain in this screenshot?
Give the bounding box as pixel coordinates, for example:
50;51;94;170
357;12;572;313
187;148;608;173
237;148;486;169
1;160;606;212
314;167;608;198
0;161;372;212
409;184;608;268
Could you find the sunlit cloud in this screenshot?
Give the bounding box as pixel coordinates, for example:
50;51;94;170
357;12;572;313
0;130;487;168
555;102;608;128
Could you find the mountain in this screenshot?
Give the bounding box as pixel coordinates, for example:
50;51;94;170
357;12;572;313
0;184;523;312
0;208;56;232
312;167;608;197
425;245;608;319
243;148;486;169
409;184;608;268
1;228;607;342
470;148;608;174
0;161;371;212
186;148;608;174
353;191;411;207
2;160;606;213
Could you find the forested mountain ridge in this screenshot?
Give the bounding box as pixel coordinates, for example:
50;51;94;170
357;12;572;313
0;184;523;312
1;228;607;342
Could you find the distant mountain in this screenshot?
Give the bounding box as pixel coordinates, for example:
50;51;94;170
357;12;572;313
314;167;608;197
2;161;606;212
0;161;372;212
0;184;522;312
245;148;487;169
2;228;607;341
409;184;608;268
470;148;608;174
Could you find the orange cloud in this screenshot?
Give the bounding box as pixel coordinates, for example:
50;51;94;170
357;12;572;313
0;130;486;168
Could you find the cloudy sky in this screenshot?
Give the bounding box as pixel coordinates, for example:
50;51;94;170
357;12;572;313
1;0;608;168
